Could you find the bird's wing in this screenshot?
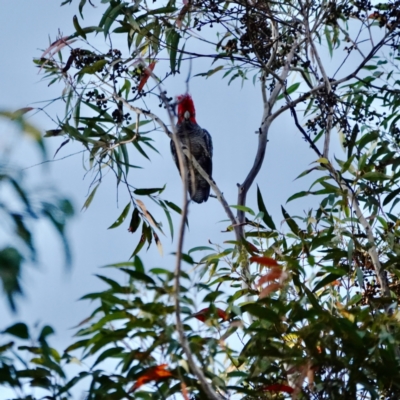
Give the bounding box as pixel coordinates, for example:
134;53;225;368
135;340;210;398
170;139;179;171
202;129;213;158
200;129;213;177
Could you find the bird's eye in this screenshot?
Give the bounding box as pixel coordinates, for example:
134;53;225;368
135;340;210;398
184;111;190;119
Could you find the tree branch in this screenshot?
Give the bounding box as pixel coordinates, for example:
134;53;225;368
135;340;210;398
236;38;300;230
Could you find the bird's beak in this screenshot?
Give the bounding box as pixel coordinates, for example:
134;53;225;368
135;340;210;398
184;110;190;120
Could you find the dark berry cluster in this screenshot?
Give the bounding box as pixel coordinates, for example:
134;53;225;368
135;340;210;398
305;89;338;136
112;108;132;124
351;0;373;19
157;91;174;108
62;48;105;73
85;90;108;109
107;49;122;60
106;49;128;83
324;1;355;25
72;48;105;70
239;11;273;61
192;0;239;31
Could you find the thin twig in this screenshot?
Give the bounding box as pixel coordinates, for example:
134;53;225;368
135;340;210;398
289;105;323;157
20;150;86;170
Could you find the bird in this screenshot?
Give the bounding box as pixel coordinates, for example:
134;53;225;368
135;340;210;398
170;94;213;203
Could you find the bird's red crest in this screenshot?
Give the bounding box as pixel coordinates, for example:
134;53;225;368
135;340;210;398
177;94;196;123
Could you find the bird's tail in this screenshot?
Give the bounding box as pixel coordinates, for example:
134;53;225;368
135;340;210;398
188;175;210;203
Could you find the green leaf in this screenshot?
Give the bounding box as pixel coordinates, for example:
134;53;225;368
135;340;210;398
287;191;310;203
277;82;301;100
348;293;362;306
230;205;255;216
383;187;400;206
347;123;359;158
281;206;300;236
315;157;329;164
133;141;150;160
134;187;165;195
102;261;135;268
158;202;173;239
120;268;156;285
313;272;344;292
0;341;14;353
302;284;323;311
189;246;214;254
108;202;131;229
286;82;301;95
324;26;333;57
78;0;86;18
134;256;144;273
70;26;104;39
257;186;276;230
148;6;178;14
203;290;224;302
355;266;364;288
73;15;87;39
341;154;356;174
347;239;354;265
120;143;130;176
102;2;126;37
241;304;280;323
357;130;379;150
362;65;378;70
130;223;147;257
38;325;55;341
4;323;29;339
0;247;23;312
81;183;100;211
165;200;182;215
77;59;107;76
92;347;124;368
294;167;316;180
245;231;278;238
362;171;390;181
128;207;141;233
167;29;180;73
194;65;224;78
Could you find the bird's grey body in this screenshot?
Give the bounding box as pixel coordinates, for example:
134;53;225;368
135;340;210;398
170;120;213;203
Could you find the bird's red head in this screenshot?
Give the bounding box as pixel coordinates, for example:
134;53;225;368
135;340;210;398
177;94;197;124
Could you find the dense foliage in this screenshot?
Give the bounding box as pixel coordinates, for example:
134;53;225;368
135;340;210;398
3;0;400;399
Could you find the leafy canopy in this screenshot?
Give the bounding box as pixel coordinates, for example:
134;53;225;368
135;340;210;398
3;0;400;399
